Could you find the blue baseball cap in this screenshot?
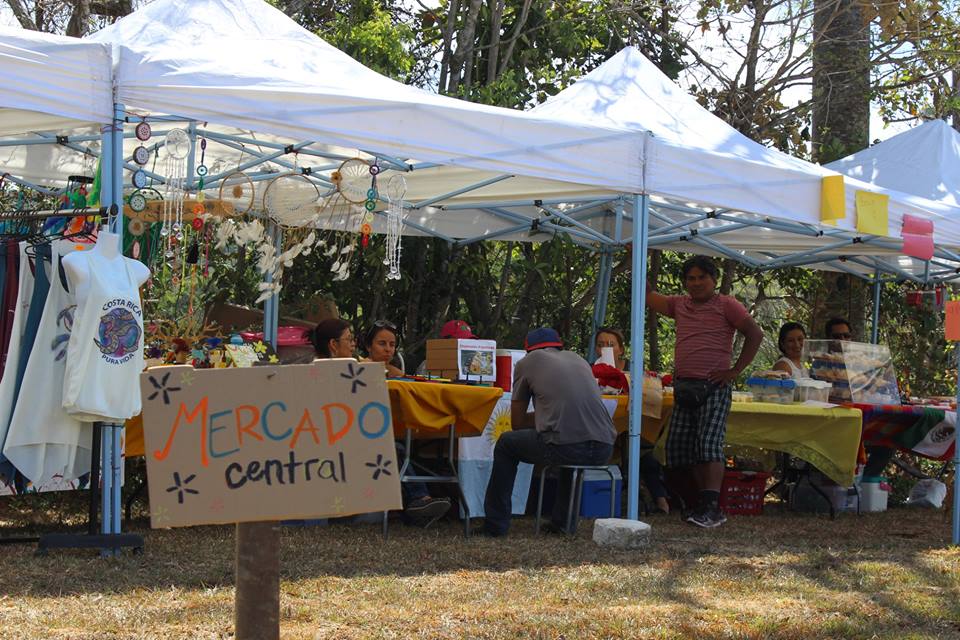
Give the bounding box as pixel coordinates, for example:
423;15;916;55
524;327;563;352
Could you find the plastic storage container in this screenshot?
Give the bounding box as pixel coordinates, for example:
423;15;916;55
745;377;797;403
794;378;833;403
803;340;900;405
859;476;890;512
719;470;770;515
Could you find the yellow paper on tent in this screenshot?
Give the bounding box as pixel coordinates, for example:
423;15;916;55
820;175;846;223
855;190;889;236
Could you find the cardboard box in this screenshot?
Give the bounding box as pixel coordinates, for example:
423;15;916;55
425;339;497;381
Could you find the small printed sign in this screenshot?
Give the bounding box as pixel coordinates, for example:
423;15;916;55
139;362;401;528
457;339;497;380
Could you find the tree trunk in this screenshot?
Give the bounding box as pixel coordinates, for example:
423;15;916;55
6;0;38;30
719;258;736;295
486;0;505;85
497;0;533;77
811;0;870;338
66;0;91;37
438;0;461;93
811;0;870;163
446;0;484;95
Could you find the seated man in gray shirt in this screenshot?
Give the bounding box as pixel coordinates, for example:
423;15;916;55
481;327;617;537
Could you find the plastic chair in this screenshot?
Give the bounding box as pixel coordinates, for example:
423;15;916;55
535;464;617;535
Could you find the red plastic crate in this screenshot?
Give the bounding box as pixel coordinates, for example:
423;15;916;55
719;471;770;515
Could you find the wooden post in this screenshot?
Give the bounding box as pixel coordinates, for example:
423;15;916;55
235;521;280;640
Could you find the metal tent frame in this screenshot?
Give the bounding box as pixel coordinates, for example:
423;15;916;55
3;111;958;545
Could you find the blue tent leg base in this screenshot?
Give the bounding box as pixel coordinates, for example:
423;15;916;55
35;532;144;556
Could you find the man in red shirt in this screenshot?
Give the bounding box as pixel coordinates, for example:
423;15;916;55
647;256;763;527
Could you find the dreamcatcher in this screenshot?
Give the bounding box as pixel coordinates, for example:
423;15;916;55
384;174;406;280
159;128;191;260
314;157;380;281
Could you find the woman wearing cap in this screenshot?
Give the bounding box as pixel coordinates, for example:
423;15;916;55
362;320;404;377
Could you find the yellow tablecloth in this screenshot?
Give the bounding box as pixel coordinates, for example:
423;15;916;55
645;400;863;486
125;379;503;457
387;380;503;437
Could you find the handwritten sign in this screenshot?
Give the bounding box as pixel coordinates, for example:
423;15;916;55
855;190;889;236
139;362;401;528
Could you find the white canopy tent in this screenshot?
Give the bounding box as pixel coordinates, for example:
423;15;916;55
1;0;958;535
531;47;960;282
827;119;960;210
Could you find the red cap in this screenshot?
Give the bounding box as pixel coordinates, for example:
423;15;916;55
440;319;477;339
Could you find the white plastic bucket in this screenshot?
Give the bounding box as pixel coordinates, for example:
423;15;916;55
860;478;889;512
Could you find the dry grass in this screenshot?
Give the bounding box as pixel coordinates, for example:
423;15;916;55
0;495;958;640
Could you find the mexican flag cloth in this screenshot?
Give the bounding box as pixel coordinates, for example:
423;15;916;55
856;403;956;460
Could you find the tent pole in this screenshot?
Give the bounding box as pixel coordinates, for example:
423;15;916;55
871;271;881;344
954;346;960;546
103;101;127;554
589;248;613;358
627;194;649;521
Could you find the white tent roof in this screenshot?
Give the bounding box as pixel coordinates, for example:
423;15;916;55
3;4;960;279
531;47;960;250
827;119;960;210
86;0;642;196
0;27;112;134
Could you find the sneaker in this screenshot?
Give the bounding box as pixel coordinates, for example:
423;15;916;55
685;504;727;528
403;496;451;527
471;525;507;538
540;521;573;536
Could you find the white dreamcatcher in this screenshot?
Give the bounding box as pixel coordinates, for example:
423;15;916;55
384;174;406;280
160;128;190;258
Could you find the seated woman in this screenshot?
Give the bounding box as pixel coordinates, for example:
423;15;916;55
594;326;670;514
359;320;451;525
594;326;628;371
772;322;809;379
310;318;356;359
362;321;405;378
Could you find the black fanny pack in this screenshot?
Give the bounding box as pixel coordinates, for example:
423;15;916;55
674;378;719;409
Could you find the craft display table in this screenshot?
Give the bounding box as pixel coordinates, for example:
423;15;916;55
643;399;863;486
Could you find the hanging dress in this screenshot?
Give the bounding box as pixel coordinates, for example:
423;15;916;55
0;239;20;370
0;243;36;486
62;250;145;422
4;241;91;485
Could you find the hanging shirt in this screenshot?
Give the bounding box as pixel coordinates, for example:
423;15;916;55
665;294;751;380
62;250;146;422
0;243;35;486
4;241;91;484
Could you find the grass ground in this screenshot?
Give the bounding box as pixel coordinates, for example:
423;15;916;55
0;494;958;640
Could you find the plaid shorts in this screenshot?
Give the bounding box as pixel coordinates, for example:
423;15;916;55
665;383;732;467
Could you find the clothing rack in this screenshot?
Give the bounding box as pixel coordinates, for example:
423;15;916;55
0;207;143;555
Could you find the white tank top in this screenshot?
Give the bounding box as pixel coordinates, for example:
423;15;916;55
4;241;92;484
774;356;808;379
62;250;145;422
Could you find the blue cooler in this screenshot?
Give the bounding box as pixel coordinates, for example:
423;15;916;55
538;465;622;518
579;466;622;518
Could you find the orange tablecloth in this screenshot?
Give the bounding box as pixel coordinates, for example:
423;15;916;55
388;379;503;437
